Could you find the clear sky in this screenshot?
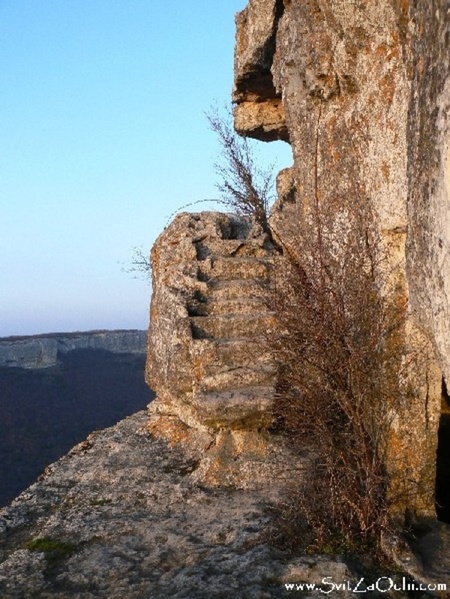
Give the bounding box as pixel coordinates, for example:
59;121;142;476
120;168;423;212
0;1;292;337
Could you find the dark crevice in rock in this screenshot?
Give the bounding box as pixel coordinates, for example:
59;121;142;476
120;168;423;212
436;378;450;523
190;321;213;340
187;289;208;317
234;0;285;104
220;215;253;240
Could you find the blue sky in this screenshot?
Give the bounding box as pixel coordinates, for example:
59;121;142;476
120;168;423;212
0;1;292;337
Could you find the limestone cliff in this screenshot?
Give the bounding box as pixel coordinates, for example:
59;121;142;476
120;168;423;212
2;3;450;595
145;212;304;489
233;0;450;523
143;0;450;581
0;330;147;369
234;0;450;384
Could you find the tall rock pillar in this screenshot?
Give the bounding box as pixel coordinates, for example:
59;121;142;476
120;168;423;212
234;0;449;520
145;212;302;489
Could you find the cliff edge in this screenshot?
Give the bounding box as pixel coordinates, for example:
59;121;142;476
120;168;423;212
0;412;355;599
1;1;450;595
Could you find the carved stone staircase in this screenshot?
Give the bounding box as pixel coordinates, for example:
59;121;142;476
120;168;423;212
146;212;295;489
187;230;277;430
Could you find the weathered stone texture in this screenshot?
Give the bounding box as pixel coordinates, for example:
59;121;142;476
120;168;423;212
233;0;288;141
146;212;275;429
145;212;307;488
233;0;449;521
405;0;450;388
0;411;356;599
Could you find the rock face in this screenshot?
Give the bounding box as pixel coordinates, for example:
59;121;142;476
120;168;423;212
233;0;450;523
406;2;450;389
0;330;147;369
234;0;288;142
145;212;304;487
2;5;450;594
146;212;277;430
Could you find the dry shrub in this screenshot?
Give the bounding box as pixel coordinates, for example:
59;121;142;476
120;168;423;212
271;193;407;555
206;106;274;232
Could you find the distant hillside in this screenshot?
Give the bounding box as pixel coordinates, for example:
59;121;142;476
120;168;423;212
0;348;154;507
0;329;147;369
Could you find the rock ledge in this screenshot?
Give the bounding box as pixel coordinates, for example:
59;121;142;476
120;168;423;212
0;411;357;599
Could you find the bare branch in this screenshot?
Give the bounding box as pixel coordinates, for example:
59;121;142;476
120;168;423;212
206;105;275;231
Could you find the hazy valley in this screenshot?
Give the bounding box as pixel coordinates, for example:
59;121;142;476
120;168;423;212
0;332;154;507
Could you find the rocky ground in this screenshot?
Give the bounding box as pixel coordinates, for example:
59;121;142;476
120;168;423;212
0;411;445;598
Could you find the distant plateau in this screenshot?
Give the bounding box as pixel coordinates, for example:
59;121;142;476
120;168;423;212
0;330;154;507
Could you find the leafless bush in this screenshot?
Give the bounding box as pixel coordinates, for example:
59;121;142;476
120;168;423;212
122;246;151;282
206;106;275;232
271;190;408;554
125;107;276;283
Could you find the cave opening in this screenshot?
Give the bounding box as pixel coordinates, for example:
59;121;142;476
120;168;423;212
435;377;450;523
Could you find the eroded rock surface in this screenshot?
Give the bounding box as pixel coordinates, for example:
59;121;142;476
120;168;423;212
233;0;288;141
146;212;277;429
145;212;305;488
0;411;357;599
233;0;448;522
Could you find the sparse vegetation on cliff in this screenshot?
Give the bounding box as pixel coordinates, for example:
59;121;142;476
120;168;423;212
269;192;407;556
201;107;401;553
25;538;79;569
126;107;275;280
207;106;274;232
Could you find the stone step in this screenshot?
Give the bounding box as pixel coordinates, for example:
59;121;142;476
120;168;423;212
188;297;269;317
195;238;275;260
192;386;275;429
191;338;273;370
198;257;273;282
206;279;270;302
190;314;275;340
195;365;276;393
